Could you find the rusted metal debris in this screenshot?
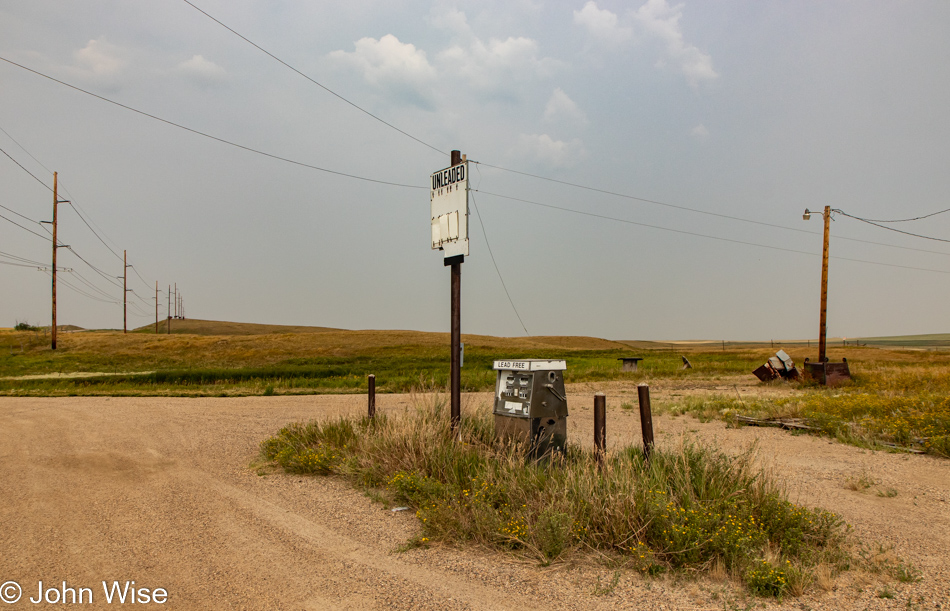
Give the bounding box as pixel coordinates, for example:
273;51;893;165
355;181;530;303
753;350;800;382
804;358;852;386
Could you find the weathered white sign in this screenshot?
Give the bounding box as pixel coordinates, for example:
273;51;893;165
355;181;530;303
430;161;468;258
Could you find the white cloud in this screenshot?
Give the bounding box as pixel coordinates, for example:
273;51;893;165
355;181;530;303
573;1;633;45
72;38;127;77
329;34;436;106
176;55;226;83
543;88;587;126
691;123;709;140
511;133;588;167
633;0;718;86
426;6;471;37
439;35;558;95
430;8;561;99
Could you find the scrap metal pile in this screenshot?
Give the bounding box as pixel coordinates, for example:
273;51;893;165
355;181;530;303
753;349;800;381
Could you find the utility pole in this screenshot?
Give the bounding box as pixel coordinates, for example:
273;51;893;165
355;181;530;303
51;172;59;349
155;281;159;333
803;205;832;363
123;250;128;333
167;285;171;334
449;149;463;433
818;205;831;363
42;173;68;349
174;283;178;318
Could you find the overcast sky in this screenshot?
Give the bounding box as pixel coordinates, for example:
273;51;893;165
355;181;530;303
2;1;948;341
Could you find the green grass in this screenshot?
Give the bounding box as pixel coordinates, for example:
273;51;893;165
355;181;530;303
259;397;850;598
0;329;767;396
666;364;950;458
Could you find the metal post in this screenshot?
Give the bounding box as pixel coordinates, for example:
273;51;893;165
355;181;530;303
448;149;463;434
450;260;461;432
51;172;58;350
594;392;606;463
368;374;376;419
637;383;655;461
818;205;831;363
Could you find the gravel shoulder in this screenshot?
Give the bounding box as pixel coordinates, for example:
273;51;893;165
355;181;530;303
0;388;947;610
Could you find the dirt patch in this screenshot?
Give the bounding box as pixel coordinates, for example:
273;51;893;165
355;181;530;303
0;390;946;610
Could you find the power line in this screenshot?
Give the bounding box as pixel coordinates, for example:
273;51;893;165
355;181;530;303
474;189;950;275
0;144;51;191
0;260;44;269
68;269;119;301
836;210;950;244
0;212;51;241
180;0;445;157
0;124;54;175
469;190;529;336
62;202;124;263
0;250;47;266
849;208;950;223
45;270;120;305
470;160;950;258
62;246;124;290
0;56;427;190
0;202;42;225
1;123;157;292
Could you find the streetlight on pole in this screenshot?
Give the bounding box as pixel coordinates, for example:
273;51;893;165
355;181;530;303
803;206;832;363
802;205;851;385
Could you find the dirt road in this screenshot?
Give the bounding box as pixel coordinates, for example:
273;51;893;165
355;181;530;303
0;390;947;609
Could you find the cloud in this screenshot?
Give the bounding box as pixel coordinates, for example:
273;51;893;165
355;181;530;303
543;88;587;126
329;34;436;106
633;0;718;86
690;123;709;140
511;133;588;167
426;6;471;37
573;1;633;45
176;55;227;84
438;35;559;97
428;8;561;100
71;38;127;78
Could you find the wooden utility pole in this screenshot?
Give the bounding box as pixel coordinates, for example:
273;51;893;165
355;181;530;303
51;172;59;349
818;205;831;363
174;283;178;318
449;149;463;433
167;285;171;334
123;250;128;334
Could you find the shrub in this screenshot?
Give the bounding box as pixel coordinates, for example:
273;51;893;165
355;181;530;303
261;400;850;596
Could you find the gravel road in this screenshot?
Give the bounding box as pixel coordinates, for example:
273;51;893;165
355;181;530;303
0;388;947;609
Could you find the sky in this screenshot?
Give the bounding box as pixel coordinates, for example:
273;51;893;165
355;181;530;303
1;0;949;341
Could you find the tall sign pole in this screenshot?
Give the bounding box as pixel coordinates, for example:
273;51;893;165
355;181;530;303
818;205;831;363
449;150;462;432
431;150;469;434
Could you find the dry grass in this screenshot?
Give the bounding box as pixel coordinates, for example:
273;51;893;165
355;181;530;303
260;395;851;598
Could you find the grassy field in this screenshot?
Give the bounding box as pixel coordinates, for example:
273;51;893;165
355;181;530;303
3;320;949;458
0;321;771;396
666;355;950;457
